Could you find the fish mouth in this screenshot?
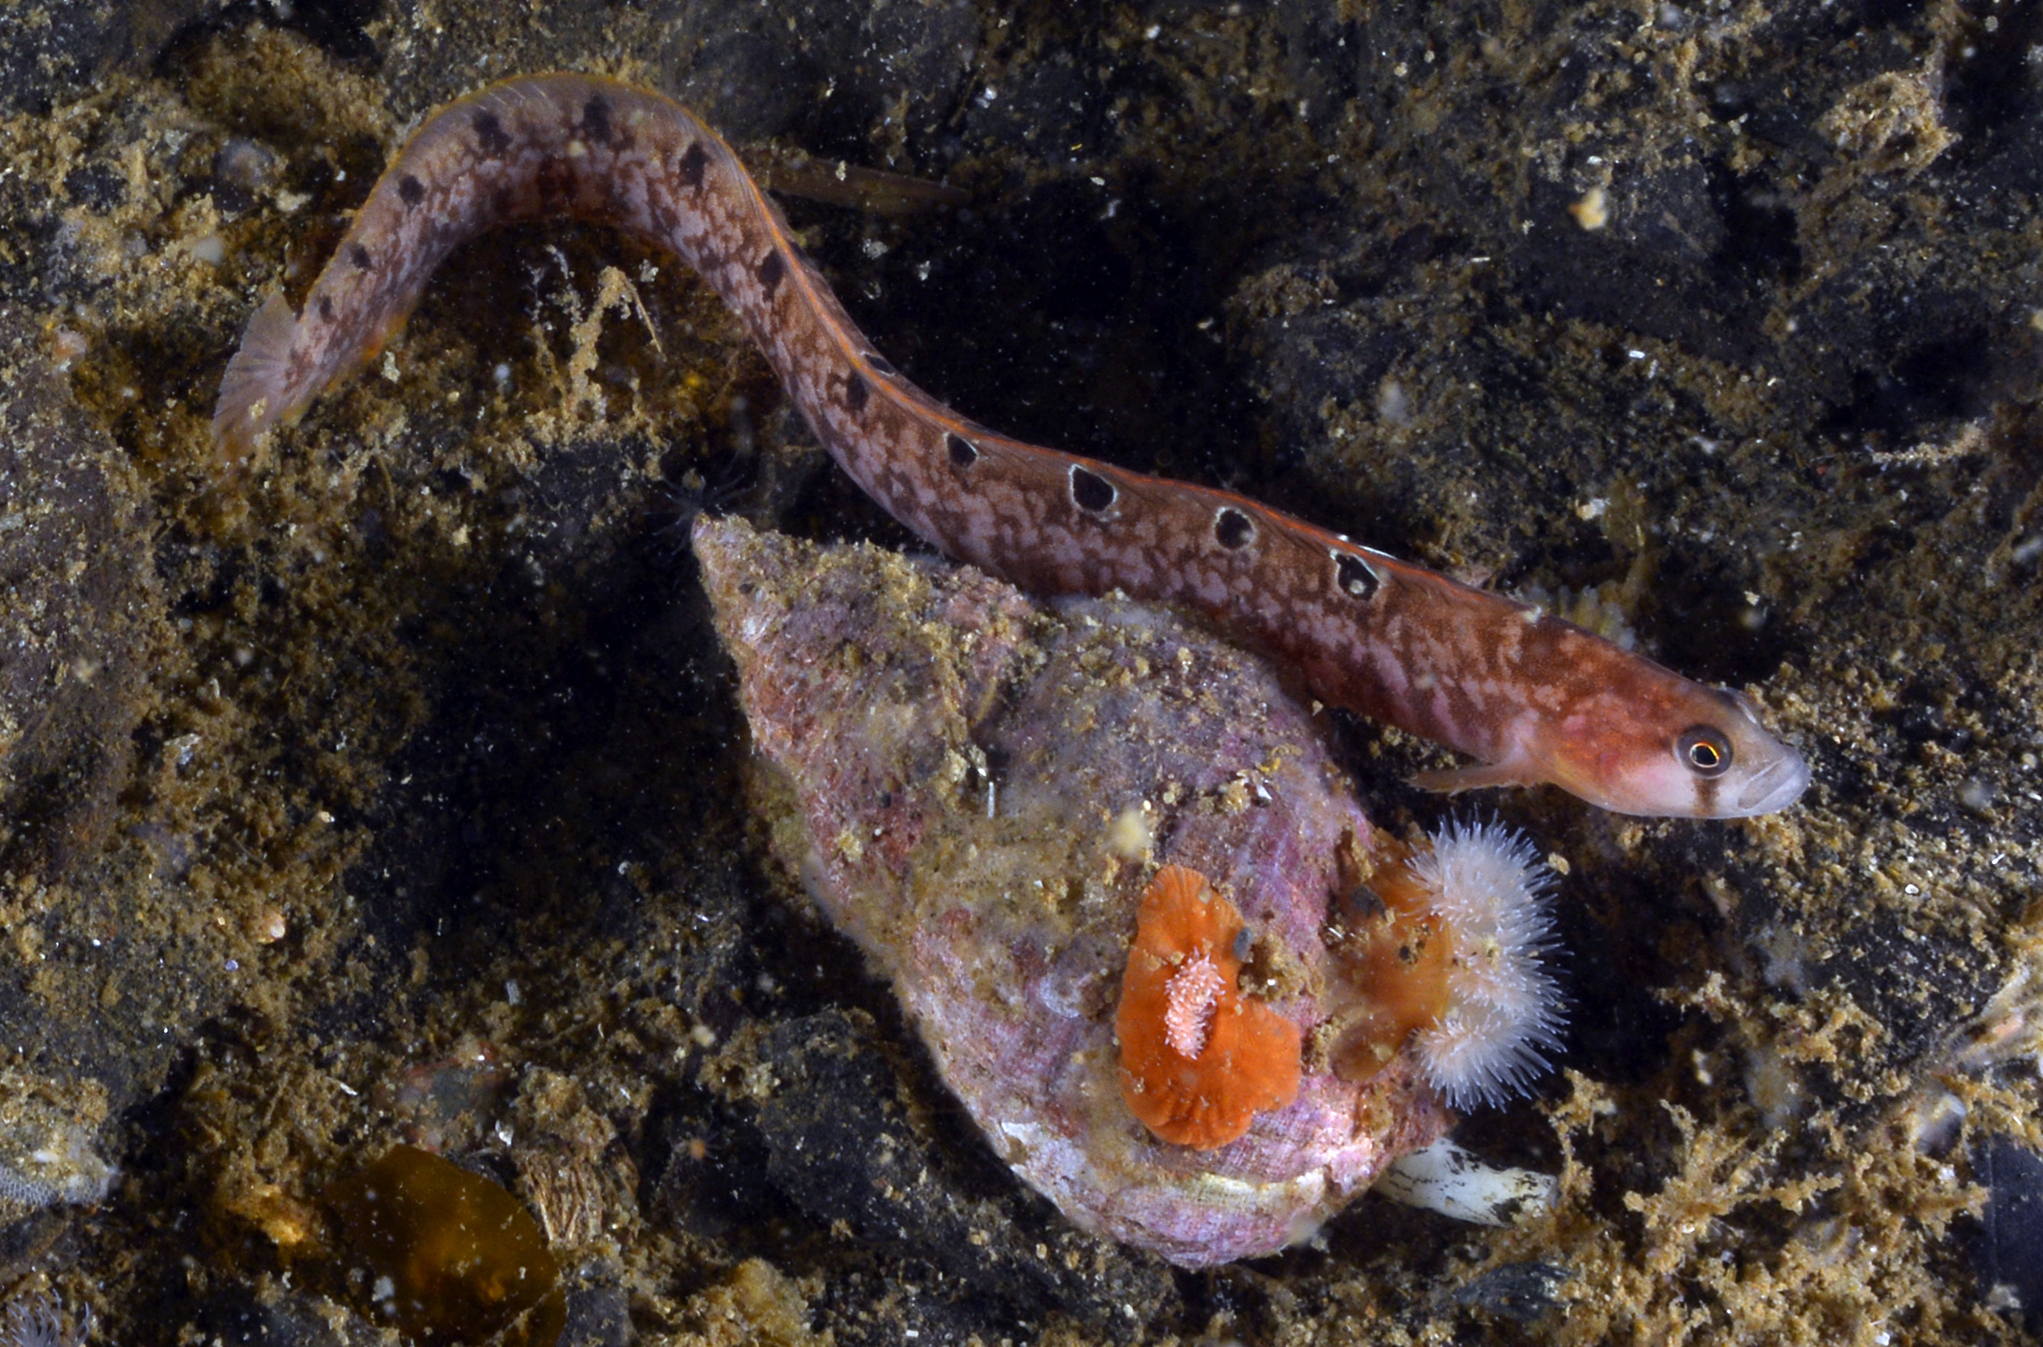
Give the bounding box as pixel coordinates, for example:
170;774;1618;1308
1728;743;1812;816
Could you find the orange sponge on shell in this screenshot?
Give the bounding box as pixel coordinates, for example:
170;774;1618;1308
1115;866;1303;1150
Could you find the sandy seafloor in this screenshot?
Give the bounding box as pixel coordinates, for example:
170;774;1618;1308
1;0;2041;1342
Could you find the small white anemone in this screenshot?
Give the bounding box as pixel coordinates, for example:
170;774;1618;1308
1;1294;89;1347
1406;818;1566;1109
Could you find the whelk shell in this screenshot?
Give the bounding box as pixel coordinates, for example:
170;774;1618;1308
695;516;1561;1266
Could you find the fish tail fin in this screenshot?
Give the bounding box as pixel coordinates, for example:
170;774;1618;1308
212;293;302;463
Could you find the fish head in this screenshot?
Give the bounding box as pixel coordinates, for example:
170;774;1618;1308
1551;685;1810;818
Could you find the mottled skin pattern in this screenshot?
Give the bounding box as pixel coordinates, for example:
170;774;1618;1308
213;72;1810;818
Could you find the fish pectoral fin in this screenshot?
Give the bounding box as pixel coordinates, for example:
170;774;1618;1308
1409;760;1540;795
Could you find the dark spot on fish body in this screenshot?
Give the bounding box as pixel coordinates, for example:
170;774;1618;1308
947;433;977;468
1070;465;1116;513
1335;552;1379;600
843;371;869;413
397;174;426;206
473;110;512;156
1690;775;1719;814
680;142;708;190
535;155;575;207
349;243;373;270
581;95;613;147
758;249;785;297
316;296;335;323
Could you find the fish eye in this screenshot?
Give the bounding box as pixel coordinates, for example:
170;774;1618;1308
1676;725;1733;777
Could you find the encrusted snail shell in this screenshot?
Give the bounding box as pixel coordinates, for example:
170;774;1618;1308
696;516;1466;1267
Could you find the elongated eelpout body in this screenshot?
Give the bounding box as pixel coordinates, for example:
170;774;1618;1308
214;73;1808;818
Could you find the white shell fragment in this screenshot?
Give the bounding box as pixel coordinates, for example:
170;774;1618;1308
1374;1138;1558;1227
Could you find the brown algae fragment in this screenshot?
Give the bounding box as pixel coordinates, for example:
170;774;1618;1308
327;1144;565;1347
